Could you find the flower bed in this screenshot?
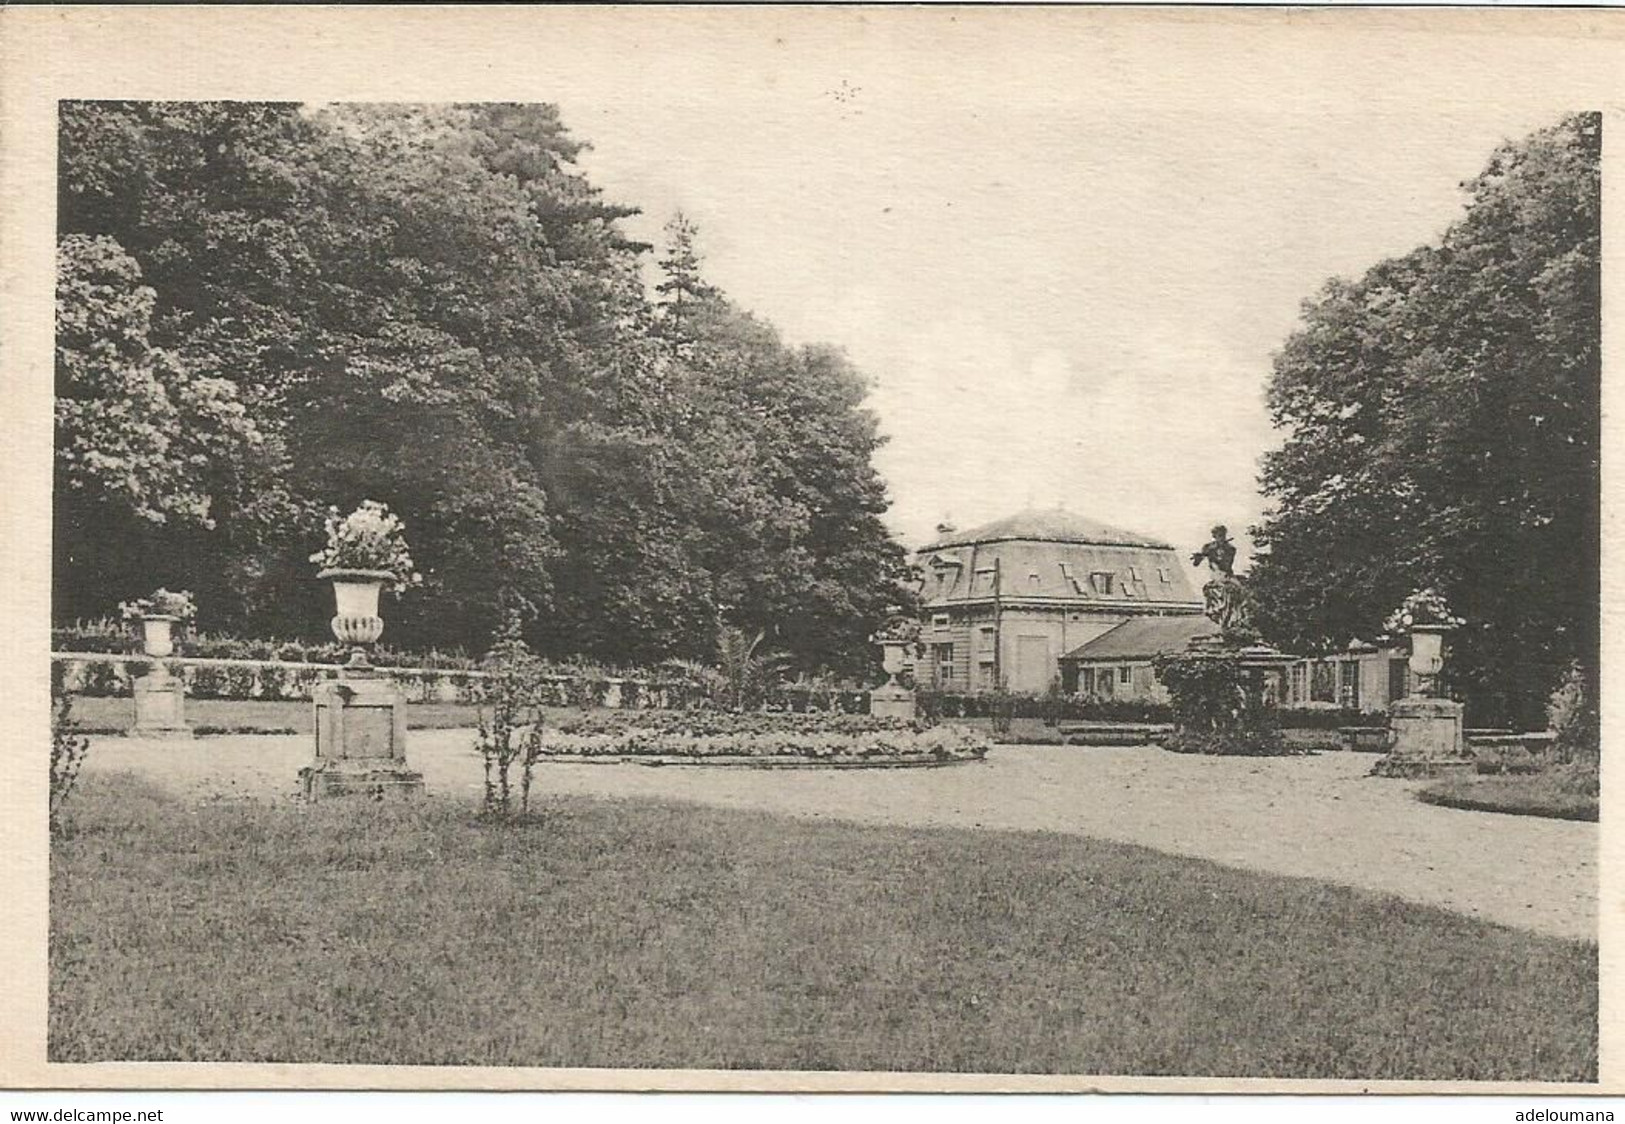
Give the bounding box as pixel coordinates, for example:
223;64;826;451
539;711;988;765
553;709;919;738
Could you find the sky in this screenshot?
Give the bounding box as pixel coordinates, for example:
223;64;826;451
539;11;1596;563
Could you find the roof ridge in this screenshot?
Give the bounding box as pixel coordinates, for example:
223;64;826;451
921;507;1174;551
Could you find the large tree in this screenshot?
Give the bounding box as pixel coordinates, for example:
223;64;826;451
55;101;911;674
1250;112;1600;727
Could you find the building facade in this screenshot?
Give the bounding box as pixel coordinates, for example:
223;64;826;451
916;509;1205;694
1058;615;1219;702
1059;623;1412;713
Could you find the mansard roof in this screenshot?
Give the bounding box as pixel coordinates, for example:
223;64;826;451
922;508;1173;551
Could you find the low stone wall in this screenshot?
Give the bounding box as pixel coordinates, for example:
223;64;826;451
51;652;691;709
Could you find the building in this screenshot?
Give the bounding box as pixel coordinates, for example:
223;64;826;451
1059;624;1412;712
1058;615;1219;702
1282;642;1412;713
916;508;1204;694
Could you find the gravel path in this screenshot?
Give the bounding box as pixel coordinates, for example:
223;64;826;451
82;732;1597;941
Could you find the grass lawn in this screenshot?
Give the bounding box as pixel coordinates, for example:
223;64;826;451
1419;767;1600;823
51;775;1596;1079
66;695;483;735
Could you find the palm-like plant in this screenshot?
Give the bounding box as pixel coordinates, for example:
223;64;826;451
663;624;789;711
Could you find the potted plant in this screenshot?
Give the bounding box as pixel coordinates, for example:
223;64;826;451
1384;588;1465;696
119;588;197;658
869;615;920;688
309;500;421;661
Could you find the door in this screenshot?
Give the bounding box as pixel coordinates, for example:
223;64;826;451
1012;634;1051;693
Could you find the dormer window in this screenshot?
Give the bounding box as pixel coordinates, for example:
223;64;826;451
1089;571;1115;595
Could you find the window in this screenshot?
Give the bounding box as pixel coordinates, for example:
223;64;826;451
1310;661;1337;703
1118;666;1132;685
933;643;955;686
977;626;996;654
1157;567;1172;584
1128;566;1141;581
1339;660;1361;709
1388;658;1410;703
1080;668;1096;694
1089;571;1115;595
1291;662;1308;705
932;614;950;631
973;567;999;595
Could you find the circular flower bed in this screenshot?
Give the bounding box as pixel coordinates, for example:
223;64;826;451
539;709;988;766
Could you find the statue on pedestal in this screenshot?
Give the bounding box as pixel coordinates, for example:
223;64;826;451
1190;525;1256;641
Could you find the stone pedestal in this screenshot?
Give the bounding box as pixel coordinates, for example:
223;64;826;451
1372;695;1476;778
870;683;917;721
132;668;188;735
301;672;424;800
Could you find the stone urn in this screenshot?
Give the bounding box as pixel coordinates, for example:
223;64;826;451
869;632;917;721
137;614;180;659
305;566;422;800
1374;622;1471;779
878;638;911;688
320;567;392;665
1407;624;1449;694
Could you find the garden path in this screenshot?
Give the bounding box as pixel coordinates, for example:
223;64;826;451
81;734;1598;941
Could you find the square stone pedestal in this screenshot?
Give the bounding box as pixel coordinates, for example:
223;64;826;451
870;684;917;721
132;670;189;735
300;672;424;801
1372;695;1477;778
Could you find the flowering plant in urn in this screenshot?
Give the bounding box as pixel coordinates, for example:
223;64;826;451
310;500;421;660
1384;588;1464;693
869;613;920;688
1382;588;1465;635
119;588;196;657
309;500;421;592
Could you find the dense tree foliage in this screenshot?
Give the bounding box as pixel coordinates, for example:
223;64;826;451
55;101;909;677
1250;113;1600;728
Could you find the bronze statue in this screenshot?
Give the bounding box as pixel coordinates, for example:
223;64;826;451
1190;525;1236;577
1190;524;1255;639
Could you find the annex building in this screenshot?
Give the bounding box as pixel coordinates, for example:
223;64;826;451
916;508;1204;694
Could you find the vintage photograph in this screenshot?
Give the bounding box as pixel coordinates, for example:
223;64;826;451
21;7;1604;1090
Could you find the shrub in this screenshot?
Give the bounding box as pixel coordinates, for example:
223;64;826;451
1547;662;1599;767
258;663;289;701
1160;728;1295;757
52;618;133;655
78;660;122;697
50;689;91;833
475;620;545;818
221;664;258;699
1152;650;1302;757
1276;707;1388;731
190;664;226;700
